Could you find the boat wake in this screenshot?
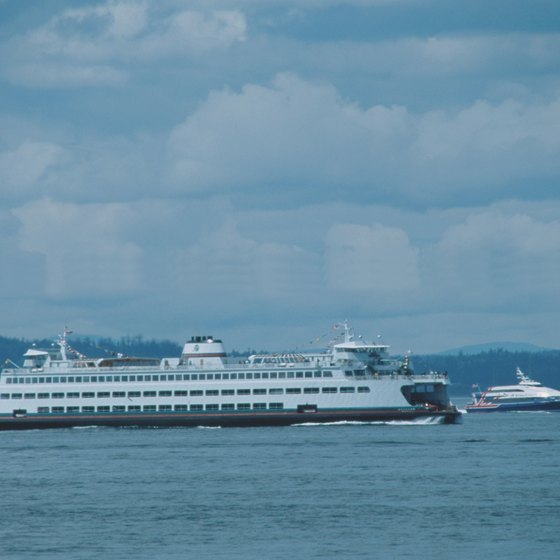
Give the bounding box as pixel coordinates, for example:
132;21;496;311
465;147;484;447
293;416;446;427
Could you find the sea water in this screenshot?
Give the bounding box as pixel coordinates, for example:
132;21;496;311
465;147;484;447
1;402;559;560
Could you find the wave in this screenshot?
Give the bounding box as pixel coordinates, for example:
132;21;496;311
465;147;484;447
293;416;446;427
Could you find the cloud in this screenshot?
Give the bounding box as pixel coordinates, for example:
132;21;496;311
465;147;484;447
0;141;68;200
13;198;144;299
325;224;419;296
167;72;560;207
3;1;247;88
424;211;560;312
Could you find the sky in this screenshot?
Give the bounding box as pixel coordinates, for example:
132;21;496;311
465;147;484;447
1;0;559;354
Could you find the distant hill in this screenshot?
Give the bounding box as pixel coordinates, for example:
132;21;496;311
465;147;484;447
439;342;553;355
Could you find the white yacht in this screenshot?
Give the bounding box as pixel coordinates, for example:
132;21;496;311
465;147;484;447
466;367;560;413
0;323;460;429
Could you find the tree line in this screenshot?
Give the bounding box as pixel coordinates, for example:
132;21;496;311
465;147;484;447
2;334;559;395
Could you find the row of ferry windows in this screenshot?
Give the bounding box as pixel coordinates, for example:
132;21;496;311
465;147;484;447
1;387;371;400
5;371;334;384
35;403;285;413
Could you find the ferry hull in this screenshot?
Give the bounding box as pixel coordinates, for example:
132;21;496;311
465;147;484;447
465;400;560;413
0;407;461;430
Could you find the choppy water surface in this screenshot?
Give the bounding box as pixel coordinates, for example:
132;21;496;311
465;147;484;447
1;407;559;559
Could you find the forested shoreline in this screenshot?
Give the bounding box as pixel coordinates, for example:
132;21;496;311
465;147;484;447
2;335;559;396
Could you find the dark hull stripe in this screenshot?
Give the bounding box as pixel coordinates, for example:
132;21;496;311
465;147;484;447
0;407;461;430
465;401;560;413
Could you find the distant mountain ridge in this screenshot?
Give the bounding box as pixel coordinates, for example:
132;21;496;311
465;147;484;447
439;341;554;355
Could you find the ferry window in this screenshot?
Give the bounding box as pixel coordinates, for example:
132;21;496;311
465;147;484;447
32;378;38;383
1;393;9;399
269;403;284;409
354;370;365;376
144;375;151;381
287;372;294;379
246;373;253;379
112;406;125;412
91;377;98;383
143;405;156;411
183;375;190;381
38;393;49;399
357;387;371;393
83;377;90;383
238;373;244;380
46;378;52;383
323;371;333;377
222;374;229;380
340;387;355;393
206;404;219;411
153;375;160;381
253;403;266;410
174;390;188;397
6;379;12;384
39;377;45;383
221;404;235;411
121;376;128;382
305;372;313;378
199;374;206;380
67;406;80;413
105;376;112;382
190;404;203;411
76;377;83;383
137;376;144;381
25;378;32;384
262;373;269;379
304;388;319;394
237;389;250;395
214;374;221;380
68;377;75;383
237;403;251;410
143;391;156;397
97;406;110;412
159;391;172;397
206;390;219;396
52;407;64;413
112;392;125;398
253;389;266;395
296;372;303;378
190;390;203;396
97;392;110;398
322;387;337;393
270;372;277;379
114;376;120;382
190;375;198;380
129;376;136;382
345;371;353;377
37;407;49;414
67;392;79;398
254;373;261;379
128;406;141;412
230;374;237;380
82;392;95;398
279;372;286;379
82;406;95;413
127;391;141;398
286;388;301;394
174;405;188;411
269;388;283;394
221;389;235;396
314;372;322;378
52;392;64;399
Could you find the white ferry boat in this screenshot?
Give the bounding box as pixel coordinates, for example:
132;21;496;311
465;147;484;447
0;324;460;429
465;367;560;413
